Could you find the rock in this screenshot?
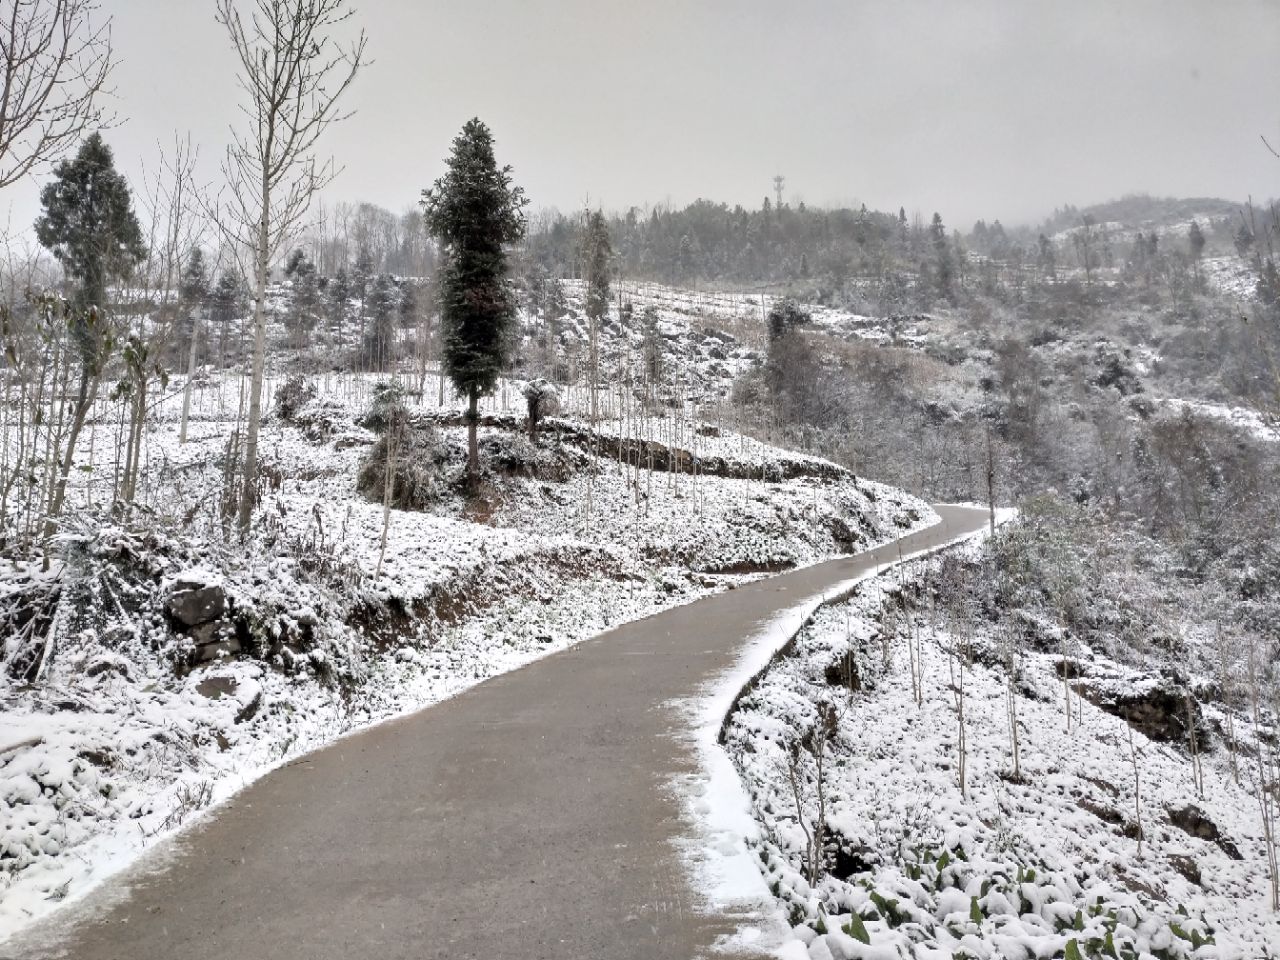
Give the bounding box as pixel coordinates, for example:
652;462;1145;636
196;676;238;699
166;585;227;627
1168;854;1202;886
1168;805;1242;859
196;638;242;662
189;619;234;645
235;691;262;724
1078;679;1207;745
85;654;131;680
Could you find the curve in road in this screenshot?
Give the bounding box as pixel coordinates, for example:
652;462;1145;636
5;505;990;960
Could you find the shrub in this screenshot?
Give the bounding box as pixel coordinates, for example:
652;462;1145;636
275;375;317;421
356;423;446;510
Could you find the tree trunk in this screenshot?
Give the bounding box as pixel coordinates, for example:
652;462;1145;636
466;388;479;492
43;365;96;542
238;207;271;536
180;319;199;443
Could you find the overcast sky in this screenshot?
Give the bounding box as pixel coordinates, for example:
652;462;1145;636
2;0;1278;239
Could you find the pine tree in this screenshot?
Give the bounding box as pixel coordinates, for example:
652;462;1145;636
361;273;398;369
284;249;321;349
930;212;953;302
180;247;210;307
641;306;663;392
33;132;146;534
176;246;211;444
1188;220;1206;261
209;271;245;365
35;132;146;311
1037;233;1056;281
178;247;210;354
421;118;528;490
327;268;351;344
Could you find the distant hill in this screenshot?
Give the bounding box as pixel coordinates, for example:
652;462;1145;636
1037;194;1243;239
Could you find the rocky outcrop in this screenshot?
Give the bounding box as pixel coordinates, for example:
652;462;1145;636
164;577;240;663
165;585;226;627
1167;804;1243;860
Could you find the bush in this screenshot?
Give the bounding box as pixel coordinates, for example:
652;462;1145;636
275;375;317;421
477;432;588;482
356;423;446;510
359;380;409;433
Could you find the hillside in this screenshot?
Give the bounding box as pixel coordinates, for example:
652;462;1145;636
724;533;1276;958
0;333;932;937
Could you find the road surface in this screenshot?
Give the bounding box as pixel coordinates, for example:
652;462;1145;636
5;505;988;960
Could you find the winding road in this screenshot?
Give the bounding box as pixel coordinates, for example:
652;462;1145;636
5;505;988;960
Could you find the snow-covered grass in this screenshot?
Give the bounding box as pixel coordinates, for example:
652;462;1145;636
0;362;932;942
722;534;1278;959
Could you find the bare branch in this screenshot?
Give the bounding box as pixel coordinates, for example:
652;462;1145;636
0;0;116;189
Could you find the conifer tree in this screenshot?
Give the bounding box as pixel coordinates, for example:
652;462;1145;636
178;246;210;356
33;132;146;531
284;249;321;349
327;268;351;344
361;273;397;369
421;118;528;490
930;212;953;302
209;271;245;365
35;133;146;311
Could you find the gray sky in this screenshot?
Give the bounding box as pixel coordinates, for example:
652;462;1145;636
3;0;1278;239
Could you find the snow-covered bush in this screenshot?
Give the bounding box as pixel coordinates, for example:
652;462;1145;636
274;374;318;421
356;425;447;510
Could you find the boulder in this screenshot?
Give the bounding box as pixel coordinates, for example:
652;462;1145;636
196;676;238;699
189;619;234;645
165;585;227;627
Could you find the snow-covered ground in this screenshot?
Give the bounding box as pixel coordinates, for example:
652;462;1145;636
1155;397;1279;443
675;509;1006;959
1200;256;1258;302
0;363;933;941
721;536;1278;959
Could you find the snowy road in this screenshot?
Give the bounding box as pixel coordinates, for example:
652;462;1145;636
5;506;989;960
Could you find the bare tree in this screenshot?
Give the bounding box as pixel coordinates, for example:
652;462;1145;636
0;0;114;190
215;0;367;534
784;701;839;886
121;135;205;505
1071;216;1100;288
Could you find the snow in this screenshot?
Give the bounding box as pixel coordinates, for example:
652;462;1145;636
0;359;933;943
1155;397;1280;443
716;528;1277;959
672;508;1013;956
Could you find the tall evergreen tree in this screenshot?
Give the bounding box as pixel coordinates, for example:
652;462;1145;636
209;271;245;365
641;306;663;392
327;268;351;343
929;212;953;302
361;273;398;369
180;247;210;306
35;132;146;311
178;246;210;355
33;132;146;532
421;118;527;490
284;249;321;349
1187;220;1206;286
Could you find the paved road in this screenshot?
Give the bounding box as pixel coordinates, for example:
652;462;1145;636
6;505;988;960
